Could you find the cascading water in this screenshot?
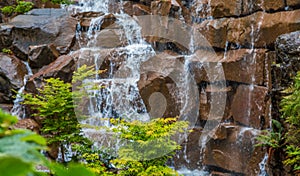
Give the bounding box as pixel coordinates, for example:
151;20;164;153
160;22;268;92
71;1;156;154
71;0;225;175
10;61;33;119
258;153;269;176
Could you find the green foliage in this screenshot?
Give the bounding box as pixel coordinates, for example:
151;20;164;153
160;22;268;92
80;152;114;175
1;1;33;15
23;78;90;162
1;48;12;55
0;108;100;176
284;145;300;171
14;1;34;14
72;144;116;175
256;119;283;149
0;109;47;176
0;108;18;137
0;156;33;176
280;72;300;171
281;72;300;145
49;162;96;176
1;6;14;15
110;117;187;176
255;72;300;173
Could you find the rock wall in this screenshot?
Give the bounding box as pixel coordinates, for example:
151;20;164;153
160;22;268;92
0;0;299;175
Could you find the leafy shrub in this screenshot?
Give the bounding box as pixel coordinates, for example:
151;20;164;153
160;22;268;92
256;119;283;149
110;117;188;176
1;6;14;15
1;1;33;15
1;48;13;55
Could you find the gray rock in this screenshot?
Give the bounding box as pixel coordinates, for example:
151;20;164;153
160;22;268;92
2;8;77;60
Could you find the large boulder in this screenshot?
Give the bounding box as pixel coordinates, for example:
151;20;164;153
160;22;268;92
0;53;27;103
4;9;76;60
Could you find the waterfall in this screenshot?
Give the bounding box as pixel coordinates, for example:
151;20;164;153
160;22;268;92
10;61;33;119
258;153;269;176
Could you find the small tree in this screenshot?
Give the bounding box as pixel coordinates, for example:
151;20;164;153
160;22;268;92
23;78;89;162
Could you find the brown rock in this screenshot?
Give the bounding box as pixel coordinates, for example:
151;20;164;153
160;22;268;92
191;0;284;19
231;85;269;129
173;127;204;169
196;10;300;49
174;125;266;174
242;0;285;14
14;118;40;133
71;48;126;79
30;55;75;83
227;10;300;49
199;84;233;122
196;18;229;49
210;171;232;176
28;44;60;68
203;125;265;175
138;52;185;118
190;49;267;85
133;4;151;16
73;11;105;28
287;0;300;7
108;1;134;16
151;0;172;16
0;53;27;89
88;28;125;48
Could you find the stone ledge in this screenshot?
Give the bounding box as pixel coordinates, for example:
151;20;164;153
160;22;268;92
196;9;300;49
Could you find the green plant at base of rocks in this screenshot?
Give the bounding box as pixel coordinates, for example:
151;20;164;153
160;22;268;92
256;119;284;149
110;117;188;176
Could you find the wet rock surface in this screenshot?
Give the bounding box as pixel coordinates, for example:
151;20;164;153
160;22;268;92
0;0;299;174
0;53;27;103
196;9;300;49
